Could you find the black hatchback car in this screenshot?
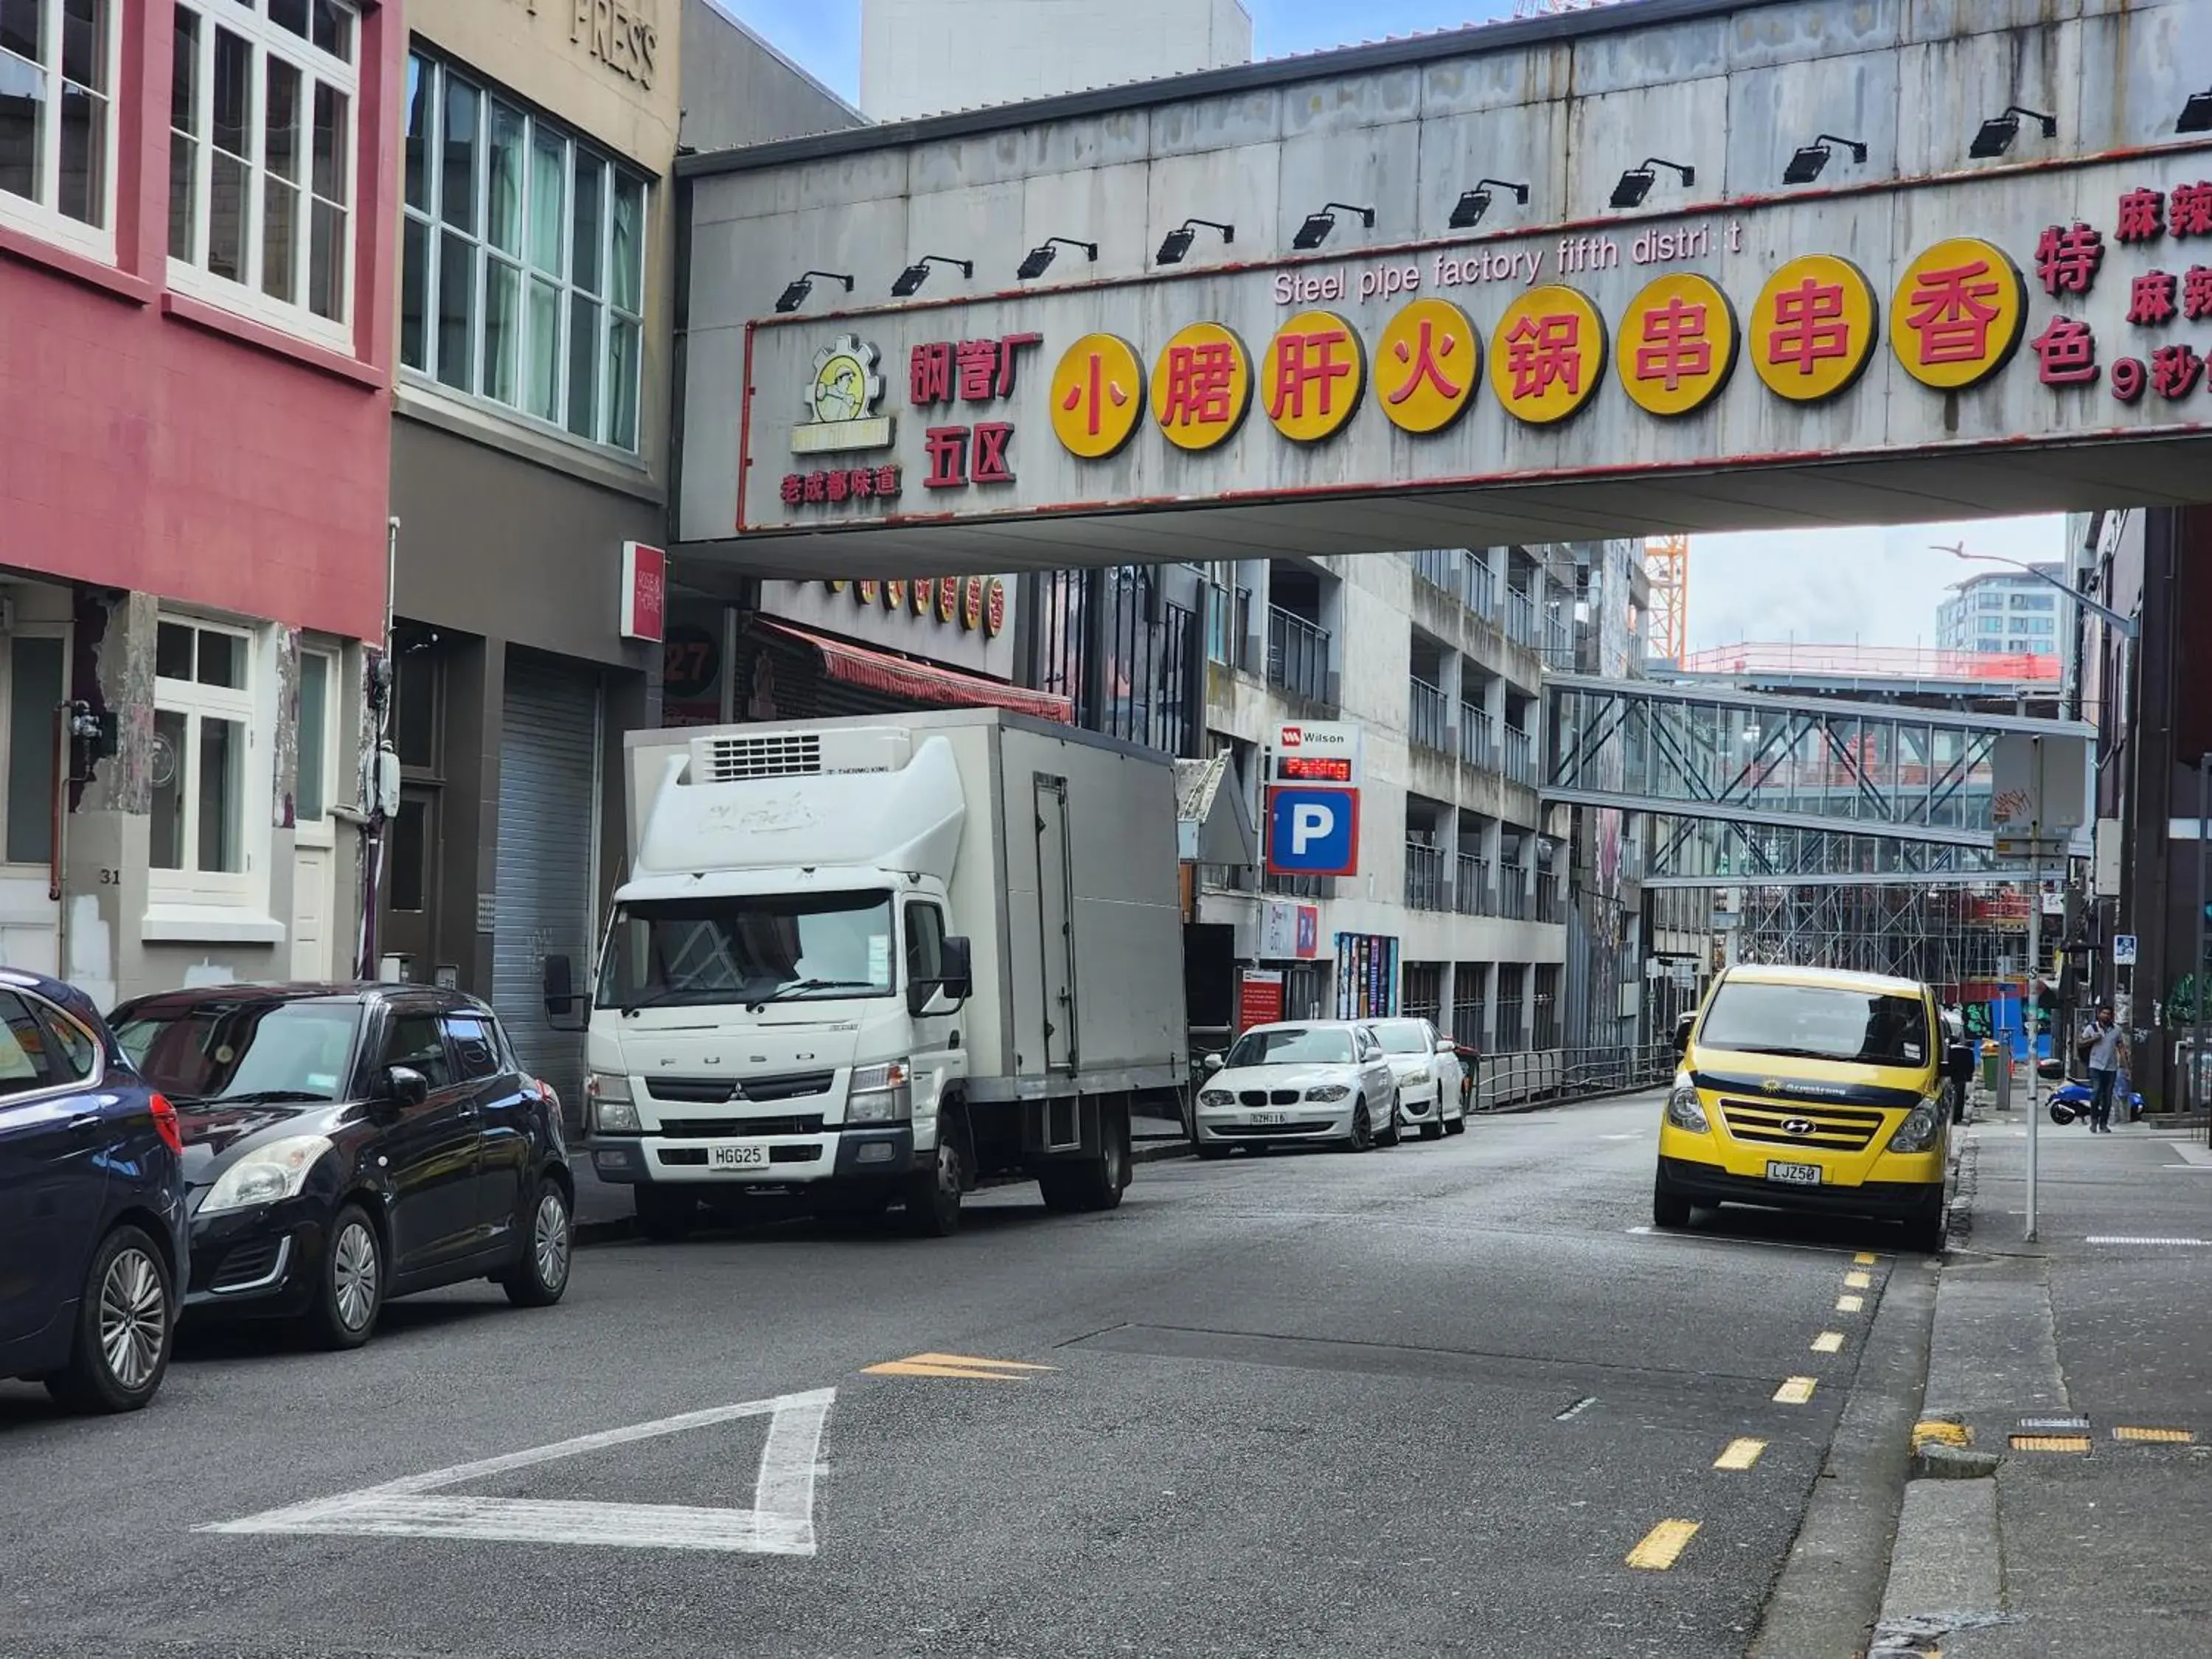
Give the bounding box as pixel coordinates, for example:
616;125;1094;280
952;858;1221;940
106;985;573;1350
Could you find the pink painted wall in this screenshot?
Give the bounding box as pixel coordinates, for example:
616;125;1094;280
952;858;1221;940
0;0;402;643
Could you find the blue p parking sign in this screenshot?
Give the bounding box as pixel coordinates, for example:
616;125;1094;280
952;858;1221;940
1265;786;1360;877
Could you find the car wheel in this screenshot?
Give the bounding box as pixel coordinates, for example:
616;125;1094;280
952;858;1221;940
1420;1094;1446;1141
1652;1171;1693;1231
905;1127;965;1237
1196;1141;1233;1161
1340;1101;1374;1153
1377;1093;1404;1147
44;1225;173;1414
307;1204;384;1351
501;1178;572;1308
1444;1110;1467;1135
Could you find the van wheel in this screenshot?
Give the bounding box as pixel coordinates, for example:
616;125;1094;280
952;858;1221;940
44;1225;173;1413
1652;1173;1693;1230
635;1188;697;1243
307;1205;384;1351
1906;1196;1947;1255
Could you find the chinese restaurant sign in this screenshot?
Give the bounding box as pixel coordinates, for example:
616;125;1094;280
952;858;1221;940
737;159;2212;535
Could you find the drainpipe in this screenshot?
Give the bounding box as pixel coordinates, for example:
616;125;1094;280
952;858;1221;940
353;515;400;978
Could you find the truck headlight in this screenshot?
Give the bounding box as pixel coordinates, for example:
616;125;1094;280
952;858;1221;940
1304;1083;1352;1102
198;1135;332;1216
587;1071;640;1134
848;1060;913;1124
1665;1082;1709;1133
1197;1088;1234;1107
1888;1099;1944;1154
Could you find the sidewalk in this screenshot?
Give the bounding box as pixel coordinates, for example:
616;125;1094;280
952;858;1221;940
1872;1101;2212;1658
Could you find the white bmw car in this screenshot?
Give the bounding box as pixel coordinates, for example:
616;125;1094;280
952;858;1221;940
1370;1018;1465;1141
1194;1021;1400;1155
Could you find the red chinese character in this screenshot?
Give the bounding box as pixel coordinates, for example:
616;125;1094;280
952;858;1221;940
2028;316;2099;386
1503;312;1585;400
911;342;954;407
2172;183;2212;239
2110;356;2147;403
971;422;1015;484
922;426;969;489
1266;327;1355;421
1903;259;2005;365
801;471;827;503
780;473;804;505
2183;266;2212;321
850;468;876;498
1161;342;1238;426
2150;342;2202;398
2116;187;2166;243
2034;223;2105;296
955;339;1001;403
1384;316;1467;405
874;465;901;498
2128;270;2178;326
1630;296;1711;389
1764;278;1851;377
824;468;850;503
995;333;1041;397
1060;349;1133;437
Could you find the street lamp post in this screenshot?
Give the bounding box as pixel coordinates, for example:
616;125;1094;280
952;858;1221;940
1933;542;2141;640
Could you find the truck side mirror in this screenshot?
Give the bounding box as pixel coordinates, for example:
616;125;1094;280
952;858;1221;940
908;936;975;1016
1673;1013;1695;1058
542;954;585;1032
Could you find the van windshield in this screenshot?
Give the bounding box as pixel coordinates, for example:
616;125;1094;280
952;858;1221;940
597;891;895;1011
1697;981;1931;1068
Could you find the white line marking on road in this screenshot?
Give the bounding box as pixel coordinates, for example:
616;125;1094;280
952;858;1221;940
2085;1236;2208;1246
198;1388;835;1554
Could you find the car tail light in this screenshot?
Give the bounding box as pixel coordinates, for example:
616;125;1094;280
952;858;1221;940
150;1092;184;1155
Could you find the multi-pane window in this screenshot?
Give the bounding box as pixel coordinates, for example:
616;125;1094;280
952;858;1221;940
169;1;355;333
0;0;116;243
296;648;335;822
153;620;256;900
400;52;647;453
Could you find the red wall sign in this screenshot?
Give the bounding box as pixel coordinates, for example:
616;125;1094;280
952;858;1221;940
1237;970;1286;1033
621;541;667;641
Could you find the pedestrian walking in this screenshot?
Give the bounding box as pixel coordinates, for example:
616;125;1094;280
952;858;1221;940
2080;1004;2128;1133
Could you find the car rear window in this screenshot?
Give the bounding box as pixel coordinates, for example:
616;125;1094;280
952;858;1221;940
1698;981;1930;1068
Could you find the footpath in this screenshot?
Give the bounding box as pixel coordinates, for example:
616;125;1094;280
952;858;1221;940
1871;1098;2212;1657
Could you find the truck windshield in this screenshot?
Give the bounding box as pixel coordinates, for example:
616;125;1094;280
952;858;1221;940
597;892;896;1010
1697;981;1930;1068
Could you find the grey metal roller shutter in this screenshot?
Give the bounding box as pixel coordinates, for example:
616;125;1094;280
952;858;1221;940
493;653;601;1117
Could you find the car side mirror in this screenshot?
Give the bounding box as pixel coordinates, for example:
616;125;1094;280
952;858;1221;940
908;935;975;1017
1673;1014;1695;1058
383;1065;429;1108
1436;1037;1456;1055
1202;1052;1224;1072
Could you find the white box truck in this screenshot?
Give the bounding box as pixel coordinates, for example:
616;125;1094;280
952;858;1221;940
546;709;1189;1237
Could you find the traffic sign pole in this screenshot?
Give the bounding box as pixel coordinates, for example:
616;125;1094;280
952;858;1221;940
2025;734;2039;1245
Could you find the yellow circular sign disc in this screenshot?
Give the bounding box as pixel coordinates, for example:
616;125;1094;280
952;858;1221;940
1376;298;1481;435
1488;286;1607;425
1888;237;2028;391
1048;333;1147;459
1615;273;1739;418
1262;310;1366;443
1150;322;1255;451
1750;254;1879;403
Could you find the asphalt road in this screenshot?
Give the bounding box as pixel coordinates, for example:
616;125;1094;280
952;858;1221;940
0;1093;1932;1659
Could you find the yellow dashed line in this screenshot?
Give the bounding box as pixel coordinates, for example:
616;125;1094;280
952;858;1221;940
2008;1434;2091;1453
1811;1331;1845;1354
1774;1375;1818;1405
1713;1437;1767;1470
1854;1251;1878;1265
1844;1270;1873;1290
1625;1518;1700;1570
1913;1419;1972;1451
1836;1293;1865;1313
2113;1426;2197;1444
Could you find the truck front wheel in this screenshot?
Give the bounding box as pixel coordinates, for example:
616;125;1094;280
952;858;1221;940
1039;1102;1130;1213
905;1130;965;1237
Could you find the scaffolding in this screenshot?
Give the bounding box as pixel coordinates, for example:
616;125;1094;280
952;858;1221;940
1689;882;2037;996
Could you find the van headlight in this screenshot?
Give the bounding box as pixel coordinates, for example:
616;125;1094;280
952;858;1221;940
1888;1099;1944;1153
198;1135;332;1215
1665;1082;1709;1133
848;1060;913;1124
587;1071;640;1134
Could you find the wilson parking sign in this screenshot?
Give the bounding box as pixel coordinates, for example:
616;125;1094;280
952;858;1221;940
1265;786;1360;877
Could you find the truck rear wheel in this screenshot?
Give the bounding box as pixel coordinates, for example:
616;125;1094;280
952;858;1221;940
1039;1103;1130;1213
905;1130;965;1237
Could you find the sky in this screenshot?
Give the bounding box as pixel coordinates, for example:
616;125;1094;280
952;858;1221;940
715;0;2070;650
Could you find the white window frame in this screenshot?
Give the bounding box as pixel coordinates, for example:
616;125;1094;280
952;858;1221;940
167;0;358;350
293;644;341;852
399;50;650;456
0;0;122;260
150;616;269;915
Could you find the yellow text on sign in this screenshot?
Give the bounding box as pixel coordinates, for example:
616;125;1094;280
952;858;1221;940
1151;321;1254;451
1489;285;1607;425
1375;298;1481;434
1889;237;2028;392
1264;310;1366;442
1050;333;1147;459
1616;272;1739;417
1750;254;1879;403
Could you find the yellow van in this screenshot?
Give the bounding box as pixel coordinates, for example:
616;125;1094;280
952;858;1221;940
1655;965;1956;1251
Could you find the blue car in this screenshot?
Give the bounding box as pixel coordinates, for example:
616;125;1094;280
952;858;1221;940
0;970;187;1412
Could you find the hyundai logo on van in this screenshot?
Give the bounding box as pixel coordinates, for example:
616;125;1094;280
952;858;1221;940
1781;1118;1817;1138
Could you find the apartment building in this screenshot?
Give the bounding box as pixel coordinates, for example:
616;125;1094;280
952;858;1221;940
1935;565;2069;657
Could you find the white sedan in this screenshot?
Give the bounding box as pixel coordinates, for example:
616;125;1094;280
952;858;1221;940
1370;1018;1465;1141
1194;1021;1400;1155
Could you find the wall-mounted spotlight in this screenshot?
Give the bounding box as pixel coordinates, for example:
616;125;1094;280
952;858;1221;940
1781;134;1868;185
890;254;973;297
1016;237;1099;280
1449;178;1530;229
1610;158;1694;209
2180;88;2212;134
1969;105;2056;159
1292;201;1377;251
1155;218;1234;265
773;270;854;313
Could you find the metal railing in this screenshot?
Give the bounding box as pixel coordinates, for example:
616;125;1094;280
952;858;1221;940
1460;703;1495;770
1535;874;1562;924
1408;677;1450;753
1495;994;1525;1051
1498;880;1528;921
1262;870;1332;900
1678;641;2062;683
1460;1042;1674;1114
1455;854;1493;916
1206;582;1251;669
1505;586;1540;647
1405;841;1447;911
1267;607;1331;703
1468;558;1497;619
1502;724;1535;785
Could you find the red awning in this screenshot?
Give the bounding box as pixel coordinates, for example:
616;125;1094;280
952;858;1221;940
754;618;1072;723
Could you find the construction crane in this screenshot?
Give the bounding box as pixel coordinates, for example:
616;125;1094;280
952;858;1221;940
1645;533;1689;669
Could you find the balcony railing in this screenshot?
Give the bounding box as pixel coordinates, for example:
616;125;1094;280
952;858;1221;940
1267;607;1331;703
1206;582;1251;669
1411;548;1500;619
1494;996;1526;1053
1263;870;1333;900
1459;703;1495;770
1451;1002;1487;1049
1498;880;1529;920
1502;725;1535;786
1455;854;1493;916
1405;840;1447;911
1536;875;1562;924
1468;559;1497;619
1505;586;1539;647
1408;677;1449;753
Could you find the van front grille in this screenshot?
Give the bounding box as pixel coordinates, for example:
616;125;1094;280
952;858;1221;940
1719;1098;1888;1151
704;734;821;781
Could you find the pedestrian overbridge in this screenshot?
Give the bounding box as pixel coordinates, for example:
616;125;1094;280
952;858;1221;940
1541;672;2093;886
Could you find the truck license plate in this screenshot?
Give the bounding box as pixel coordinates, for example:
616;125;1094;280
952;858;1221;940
709;1144;771;1170
1766;1160;1822;1186
1249;1111;1290;1125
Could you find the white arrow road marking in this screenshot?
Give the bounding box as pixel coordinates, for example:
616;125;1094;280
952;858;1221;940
198;1387;835;1554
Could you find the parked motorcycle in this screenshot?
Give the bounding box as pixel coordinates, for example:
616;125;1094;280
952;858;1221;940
2048;1078;2143;1126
